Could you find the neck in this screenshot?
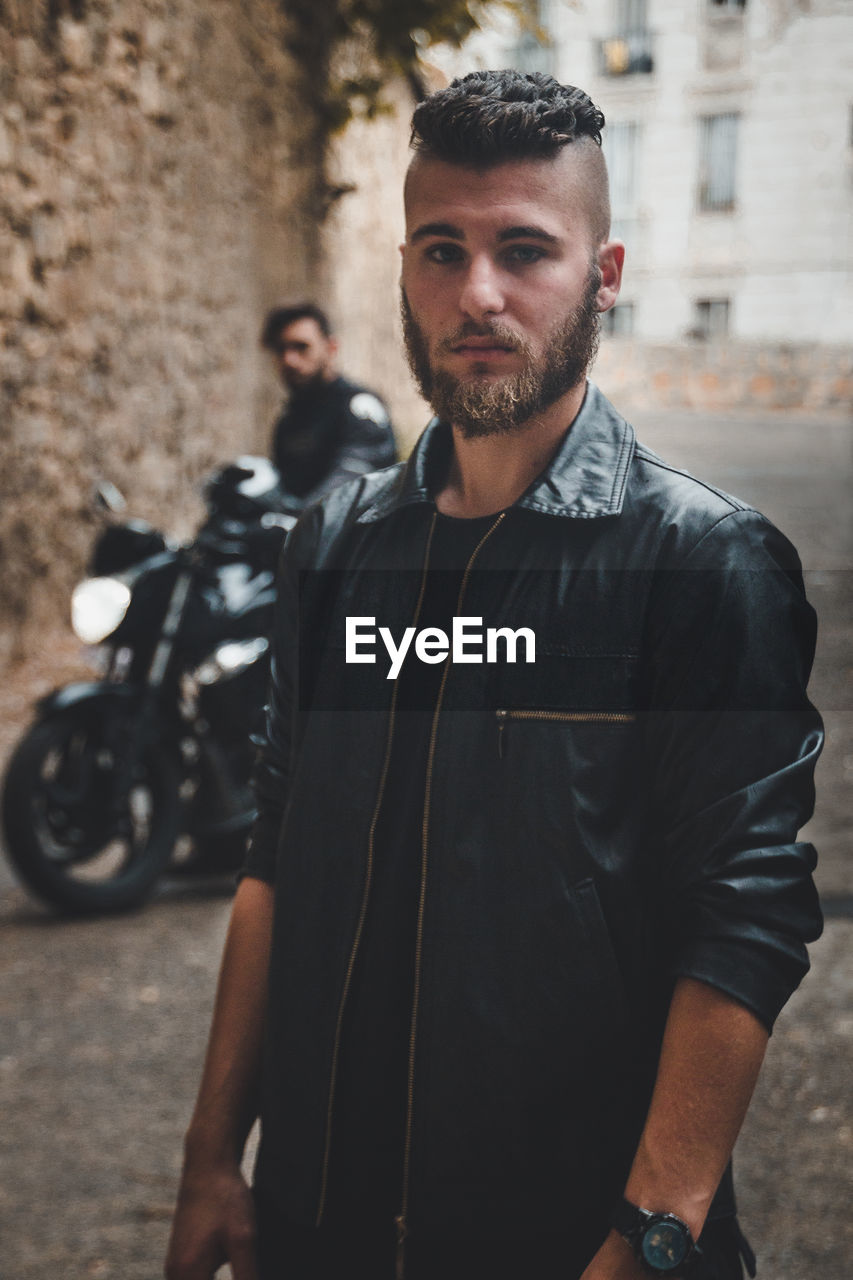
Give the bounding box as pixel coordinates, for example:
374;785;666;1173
289;369;337;397
434;381;586;518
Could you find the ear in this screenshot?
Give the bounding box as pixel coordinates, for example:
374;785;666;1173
595;240;625;313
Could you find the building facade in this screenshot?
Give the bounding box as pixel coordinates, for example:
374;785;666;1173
430;0;853;409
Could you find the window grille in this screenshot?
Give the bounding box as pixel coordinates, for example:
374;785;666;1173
603;122;639;214
598;0;653;75
697;113;739;211
694;299;730;338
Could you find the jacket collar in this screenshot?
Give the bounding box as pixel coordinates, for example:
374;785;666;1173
358;382;635;523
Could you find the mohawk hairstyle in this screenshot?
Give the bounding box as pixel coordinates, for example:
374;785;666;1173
410;70;605;164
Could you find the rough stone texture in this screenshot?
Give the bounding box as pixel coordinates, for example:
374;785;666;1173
595;338;853;414
321;76;430;457
0;0;326;665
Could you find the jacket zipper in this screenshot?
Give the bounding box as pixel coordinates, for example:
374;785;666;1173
314;511;439;1228
395;510;506;1280
495;707;637;759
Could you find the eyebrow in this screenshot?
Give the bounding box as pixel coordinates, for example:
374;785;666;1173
409;222;559;245
409;221;464;243
498;225;559;245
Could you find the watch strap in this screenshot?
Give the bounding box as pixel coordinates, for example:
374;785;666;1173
609;1197;700;1276
610;1195;649;1241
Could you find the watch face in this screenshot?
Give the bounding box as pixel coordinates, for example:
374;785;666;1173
641;1219;690;1272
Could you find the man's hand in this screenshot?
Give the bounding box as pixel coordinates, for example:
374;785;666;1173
165;1162;258;1280
165;878;274;1279
578;1230;647;1280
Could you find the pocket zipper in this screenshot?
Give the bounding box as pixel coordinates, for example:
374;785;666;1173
495;707;636;759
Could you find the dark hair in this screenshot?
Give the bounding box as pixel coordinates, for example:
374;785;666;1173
410;70;605;164
260;302;332;349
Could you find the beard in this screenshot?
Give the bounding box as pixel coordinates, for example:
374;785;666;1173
401;268;601;439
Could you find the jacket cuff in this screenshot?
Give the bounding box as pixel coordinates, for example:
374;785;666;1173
239;815;281;885
671;936;813;1035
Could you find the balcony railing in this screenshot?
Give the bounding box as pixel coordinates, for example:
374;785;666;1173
597;31;655;77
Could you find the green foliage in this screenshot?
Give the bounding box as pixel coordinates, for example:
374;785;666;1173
282;0;539;137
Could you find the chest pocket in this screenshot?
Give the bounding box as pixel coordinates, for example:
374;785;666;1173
487;647;640;713
488;651;640;786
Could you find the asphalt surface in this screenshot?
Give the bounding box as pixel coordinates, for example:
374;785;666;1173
0;408;850;1279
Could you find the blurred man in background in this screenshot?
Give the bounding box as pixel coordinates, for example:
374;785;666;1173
261;302;397;508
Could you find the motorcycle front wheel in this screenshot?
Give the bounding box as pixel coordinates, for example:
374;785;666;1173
2;704;181;914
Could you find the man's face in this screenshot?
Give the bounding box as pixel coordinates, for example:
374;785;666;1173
271;317;336;392
400;151;621;437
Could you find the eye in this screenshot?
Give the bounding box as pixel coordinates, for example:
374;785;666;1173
425;243;464;264
504;244;546;265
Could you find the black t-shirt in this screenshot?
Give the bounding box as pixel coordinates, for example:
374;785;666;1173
324;510;500;1230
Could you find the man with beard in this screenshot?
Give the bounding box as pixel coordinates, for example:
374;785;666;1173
167;72;821;1280
262;301;397;508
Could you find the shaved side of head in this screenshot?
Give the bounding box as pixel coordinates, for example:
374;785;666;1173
405;71;612;248
404;136;611;252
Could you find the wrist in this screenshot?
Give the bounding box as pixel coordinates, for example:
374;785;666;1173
581;1231;649;1280
182;1124;244;1172
610;1198;701;1277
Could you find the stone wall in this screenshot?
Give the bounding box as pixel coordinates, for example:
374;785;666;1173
321;78;430;456
0;0;319;662
594;338;853;415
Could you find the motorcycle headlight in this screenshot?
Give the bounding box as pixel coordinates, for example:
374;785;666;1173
71;576;132;644
193;637;269;686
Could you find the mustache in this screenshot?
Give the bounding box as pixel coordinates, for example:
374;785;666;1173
438;321;526;355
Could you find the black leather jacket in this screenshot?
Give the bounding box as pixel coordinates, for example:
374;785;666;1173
271;375;397;509
245;383;822;1244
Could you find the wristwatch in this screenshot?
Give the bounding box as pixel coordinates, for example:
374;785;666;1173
610;1197;701;1276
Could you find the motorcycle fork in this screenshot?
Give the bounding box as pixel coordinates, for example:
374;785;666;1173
111;568;194;816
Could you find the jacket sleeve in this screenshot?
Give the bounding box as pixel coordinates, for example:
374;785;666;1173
645;509;824;1032
291;392;398;510
241;509;320;883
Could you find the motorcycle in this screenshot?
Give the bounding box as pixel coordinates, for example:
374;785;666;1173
2;457;296;914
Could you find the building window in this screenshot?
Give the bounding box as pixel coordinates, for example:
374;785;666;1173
604;122;639;212
694;299;730;338
598;0;653;76
601;303;635;337
697;113;739;211
709;0;746;10
603;122;640;244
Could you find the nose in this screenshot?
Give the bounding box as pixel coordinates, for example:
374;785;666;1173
458;254;504;321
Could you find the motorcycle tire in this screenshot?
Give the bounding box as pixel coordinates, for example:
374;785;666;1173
2;706;181;914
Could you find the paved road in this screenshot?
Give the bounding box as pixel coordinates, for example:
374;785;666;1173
0;409;850;1278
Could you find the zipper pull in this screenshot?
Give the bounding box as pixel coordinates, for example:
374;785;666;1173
395;1214;408;1280
496;708;508;759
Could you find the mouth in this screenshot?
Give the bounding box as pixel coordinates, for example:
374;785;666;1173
450;340;516;360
